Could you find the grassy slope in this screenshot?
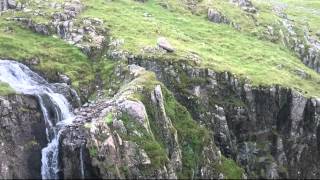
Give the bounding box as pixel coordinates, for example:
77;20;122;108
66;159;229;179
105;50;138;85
270;0;320;36
81;0;320;97
0;19;94;89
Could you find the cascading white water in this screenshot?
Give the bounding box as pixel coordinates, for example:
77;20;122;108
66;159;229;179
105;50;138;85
80;144;85;179
0;60;75;179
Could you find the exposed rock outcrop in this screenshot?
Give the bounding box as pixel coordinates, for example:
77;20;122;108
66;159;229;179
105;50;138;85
0;0;16;12
208;9;230;24
128;57;320;179
230;0;257;13
207;8;241;30
6;0;107;57
157;37;175;52
58;64;232;179
0;95;47;179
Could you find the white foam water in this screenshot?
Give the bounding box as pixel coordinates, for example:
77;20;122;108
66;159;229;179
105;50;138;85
0;60;75;179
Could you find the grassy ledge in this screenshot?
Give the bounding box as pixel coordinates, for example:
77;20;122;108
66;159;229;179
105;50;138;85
0;19;94;90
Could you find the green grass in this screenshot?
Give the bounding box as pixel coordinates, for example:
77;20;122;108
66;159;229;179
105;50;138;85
216;157;245;179
104;113;113;125
120;113;168;170
162;88;210;178
276;0;320;36
0;19;94;89
125;70;212;178
0;82;15;96
120;69;215;178
81;0;320;97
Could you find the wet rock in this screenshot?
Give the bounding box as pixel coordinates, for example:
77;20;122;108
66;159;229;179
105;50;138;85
0;95;47;179
58;73;71;85
50;83;81;108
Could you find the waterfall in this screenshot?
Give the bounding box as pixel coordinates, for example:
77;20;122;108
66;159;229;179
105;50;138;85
0;60;75;179
80;144;85;179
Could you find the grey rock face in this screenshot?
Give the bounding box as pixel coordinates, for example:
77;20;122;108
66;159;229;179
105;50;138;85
150;85;182;178
7;0;15;8
60;92;176;179
58;65;224;179
50;83;81;108
128;57;320;179
0;0;17;11
0;95;47;179
231;0;257;13
208;9;230;24
0;0;8;11
207;8;241;30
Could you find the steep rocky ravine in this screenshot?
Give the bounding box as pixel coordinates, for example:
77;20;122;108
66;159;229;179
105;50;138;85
1;0;320;179
59;64;240;179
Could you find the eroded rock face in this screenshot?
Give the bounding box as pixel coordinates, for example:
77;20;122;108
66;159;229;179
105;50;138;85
128;57;320;179
0;95;47;179
58;65;225;179
0;0;16;11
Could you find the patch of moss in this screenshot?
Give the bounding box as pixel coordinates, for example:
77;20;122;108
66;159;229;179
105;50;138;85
0;82;15;96
119;165;130;177
162;88;210;178
104;113;113;125
89;146;98;157
125;68;211;178
120;113;168;170
24;140;39;149
216;156;245;179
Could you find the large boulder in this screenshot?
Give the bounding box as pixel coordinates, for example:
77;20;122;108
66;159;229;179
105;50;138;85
157;37;175;52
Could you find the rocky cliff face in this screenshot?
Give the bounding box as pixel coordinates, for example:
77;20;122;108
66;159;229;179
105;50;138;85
0;0;17;12
1;0;320;179
58;65;237;179
128;57;320;179
0;95;46;179
2;56;319;179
